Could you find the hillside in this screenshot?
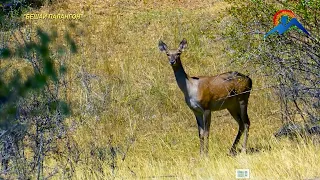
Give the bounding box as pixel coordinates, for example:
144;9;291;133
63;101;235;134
1;0;319;179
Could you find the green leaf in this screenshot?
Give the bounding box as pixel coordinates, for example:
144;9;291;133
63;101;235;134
0;48;11;58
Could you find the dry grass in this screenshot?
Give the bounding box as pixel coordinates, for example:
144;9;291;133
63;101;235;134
5;0;320;179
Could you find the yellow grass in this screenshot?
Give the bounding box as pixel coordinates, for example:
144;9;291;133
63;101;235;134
4;0;320;179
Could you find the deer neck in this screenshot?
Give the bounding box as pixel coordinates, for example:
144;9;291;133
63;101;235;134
172;61;190;96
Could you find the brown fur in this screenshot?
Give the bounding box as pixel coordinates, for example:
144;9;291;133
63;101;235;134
159;39;252;156
194;72;252;110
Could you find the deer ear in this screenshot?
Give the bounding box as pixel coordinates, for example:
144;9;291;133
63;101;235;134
158;40;168;52
178;38;187;51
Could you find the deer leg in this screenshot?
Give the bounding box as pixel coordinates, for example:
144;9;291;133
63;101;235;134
239;97;250;154
203;110;211;155
194;113;205;155
227;108;244;156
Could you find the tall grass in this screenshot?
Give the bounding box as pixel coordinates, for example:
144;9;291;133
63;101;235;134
1;0;320;179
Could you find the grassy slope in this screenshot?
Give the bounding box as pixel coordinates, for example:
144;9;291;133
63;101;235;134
16;0;320;179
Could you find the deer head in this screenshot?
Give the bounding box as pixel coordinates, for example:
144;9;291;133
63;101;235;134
158;39;187;66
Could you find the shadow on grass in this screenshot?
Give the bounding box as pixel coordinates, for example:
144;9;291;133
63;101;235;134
247;145;272;154
231;145;272;156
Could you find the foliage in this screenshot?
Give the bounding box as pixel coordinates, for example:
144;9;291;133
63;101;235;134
0;0;54;30
0;27;74;178
224;0;320;127
1;0;320;179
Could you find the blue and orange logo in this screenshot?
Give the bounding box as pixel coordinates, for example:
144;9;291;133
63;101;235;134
264;9;310;38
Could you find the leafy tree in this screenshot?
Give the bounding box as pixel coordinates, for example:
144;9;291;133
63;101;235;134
0;27;75;178
223;0;319;133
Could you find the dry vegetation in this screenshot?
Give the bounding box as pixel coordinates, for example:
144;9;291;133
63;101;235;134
2;0;320;179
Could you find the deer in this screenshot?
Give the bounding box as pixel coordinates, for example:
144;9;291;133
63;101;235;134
158;39;252;156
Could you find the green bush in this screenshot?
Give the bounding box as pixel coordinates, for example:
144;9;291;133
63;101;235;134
0;28;75;179
223;0;319;128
